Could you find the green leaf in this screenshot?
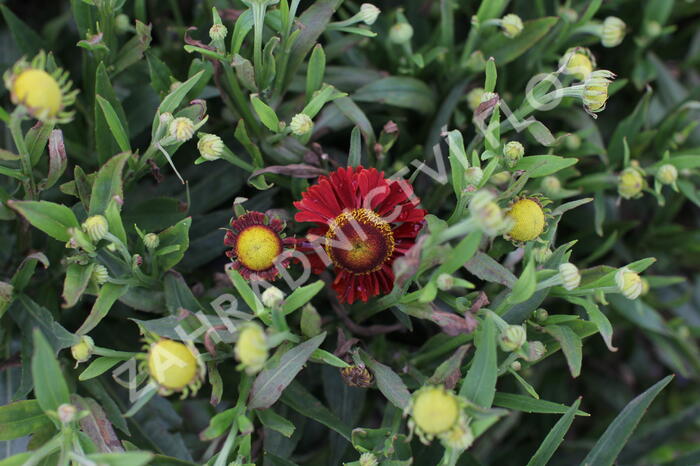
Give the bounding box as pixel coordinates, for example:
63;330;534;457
282;280;324;315
493;393;588;416
32;329;70;413
305;44;326;102
76;283;128;335
89;152;130;216
86;452;154;466
96;95;132;154
526;398;582;466
79;357;123;381
12;252;49;292
257;408;296;438
0;400;53;441
513;155;578;178
460;314;497;407
545;325;583;378
353;77;436;115
94;63;130;164
360;350;411;410
481;17;559;65
157;217;191;271
280;381;352;441
0;5;44;54
7;200;79;242
437;231;483;275
608;89;652;167
249;333;326;409
151;70;206;139
8;295;77;351
581;375;674;466
225;267;264;316
62;263;95;309
250;94;280;132
567;296;617;352
509;260;537;304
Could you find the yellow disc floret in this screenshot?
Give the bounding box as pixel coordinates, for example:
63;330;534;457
236;225;283;271
506;198;545;242
11;69;62;120
148;339;199;391
411;386;461;436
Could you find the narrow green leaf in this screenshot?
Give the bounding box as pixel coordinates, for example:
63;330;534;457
88;152;130;216
257;409;296;438
509;260;537;304
32;329;71;413
494;393;588;416
7;200;79;242
360;350;411;410
96;95;132;153
250;94;280;132
305;43;326;102
62;263;95;309
282;280;324;315
526;398;582;466
280;381;352;440
0;400;53;441
460;315;497;407
545;325;583;378
79;357;122;381
76;283;128;335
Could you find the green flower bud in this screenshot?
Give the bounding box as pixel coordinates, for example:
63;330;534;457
389;22;414;43
510;360;522;371
115;14;130;33
92;264;109;285
500;14;523;38
209;23;228;42
436;273;454;291
656;164;677;185
558;263;581;291
503;141;524;167
464;166;483;186
541;176;562;197
565;133;581;151
261;286;285;309
490;170;511;185
601;16;626;48
289;113;314;136
618;167;645;199
197;133;224;161
300;304;322;337
144;233;160;250
500;325;527;352
71;335;95;364
82;215;109;242
358;3;381;25
526;341;546;361
469;190;507;236
583;70;615;113
235;323;268;374
57;404;77;424
532;246;552;264
169;117;195;142
534;308;549;322
615;267;642;300
466;87;485;111
359;452;379;466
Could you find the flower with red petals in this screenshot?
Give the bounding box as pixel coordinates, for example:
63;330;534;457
294;166;426;304
224;211;294;281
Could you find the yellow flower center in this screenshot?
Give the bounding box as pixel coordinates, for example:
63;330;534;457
325;208;395;275
12;69;62;119
507;199;545;242
235;325;268;373
567;53;593;80
412;387;460;435
147;340;198;391
235;225;282;272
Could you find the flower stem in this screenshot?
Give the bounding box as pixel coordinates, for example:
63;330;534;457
9;109;36;199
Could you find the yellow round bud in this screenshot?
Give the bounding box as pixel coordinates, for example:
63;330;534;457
601;17;626;48
656;164;677;185
143;233;160;250
503;141;524;167
411;386;460;435
71;335;95;364
148;339;199;391
618;167;645;199
583;70;615;113
82;215;109;242
235;324;268;374
501;14;524;38
640;277;650;296
197;133;224;161
466;87;485;111
500;325;526;352
169;117;195;142
289;113;314;136
389;22;414;44
615;268;643;300
11;69;62;120
261;286;285;309
558;262;581;291
506;199;545;242
561;48;594;81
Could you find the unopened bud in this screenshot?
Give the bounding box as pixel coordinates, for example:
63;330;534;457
500;325;526;352
169;117;195;142
558;263;581;291
197;133;224;161
389;22;413;44
436;274;454;291
464;166;483;186
262;286;285;309
541;176;562;196
656;164;677;185
526;341;546;361
534;308;548;322
618;167;645;199
359;452;378;466
209;23;228;42
358;3;381;25
615;267;643;300
143;233;160;250
500;14;523;38
503;141;524;167
82;215;108;242
57;404;77;424
601;16;626;48
300;304;322;337
289;113;313;136
92;264;109;285
71;335;95;364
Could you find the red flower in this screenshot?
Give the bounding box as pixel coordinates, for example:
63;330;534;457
294;166;426;304
224;211;295;281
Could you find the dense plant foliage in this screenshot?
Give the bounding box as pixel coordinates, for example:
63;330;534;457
1;0;700;465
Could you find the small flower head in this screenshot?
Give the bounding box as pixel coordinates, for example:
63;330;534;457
197;133;224;161
560;47;596;81
618;166;645;199
506;198;546;243
71;335;95;364
503;141;524;167
209;23;228;42
261;286;285;309
533;246;552;264
389;22;414;43
235;323;268;374
169;117;195;142
500;325;527;352
558;262;581;291
224;211;294;281
409;386;462;440
583;70;616;113
565;133;582;151
541;176;562;196
359;452;379;466
4;51;77;123
143;232;160;250
656;164;678;185
466;87;485;111
340;364;374;387
289;113;314;136
439;421;474;450
300;303;322;337
464;166;484;186
615;267;643;300
57;404;78;424
82;215;109;242
500;14;524;38
470;190;508;236
601;17;626;48
490;170;511;185
526;341;546;361
146;338;205;397
437;274;454;291
359;3;381;25
534;308;549;322
92;264;110;286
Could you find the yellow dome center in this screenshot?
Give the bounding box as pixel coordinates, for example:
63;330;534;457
147;340;198;391
567;54;593;80
12;69;62;119
236;225;282;271
507;199;545;242
412;387;460;435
